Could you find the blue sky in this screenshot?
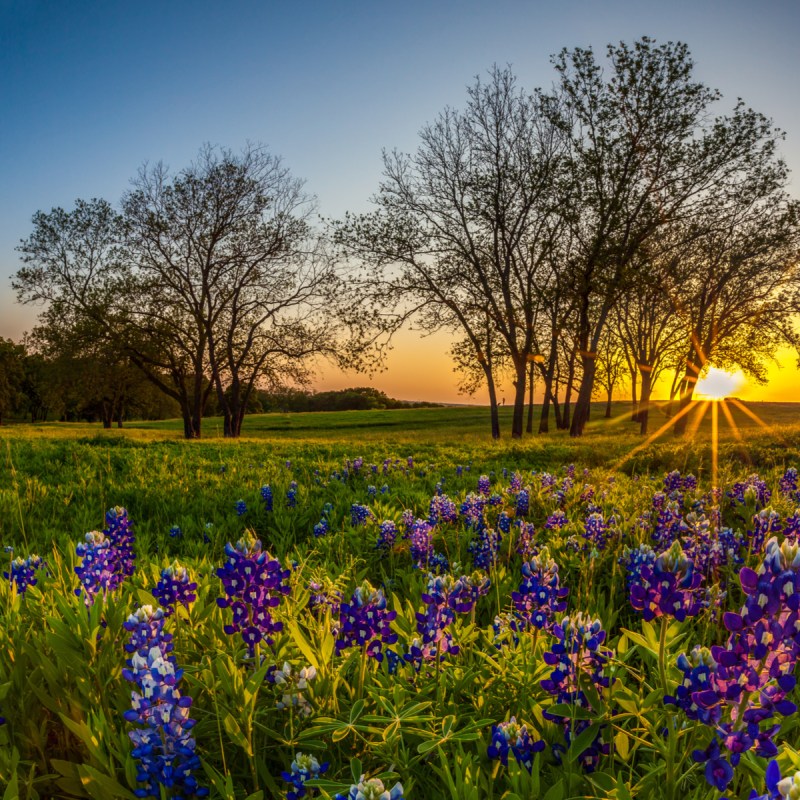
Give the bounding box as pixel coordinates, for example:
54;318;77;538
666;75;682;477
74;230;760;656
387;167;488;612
2;0;799;400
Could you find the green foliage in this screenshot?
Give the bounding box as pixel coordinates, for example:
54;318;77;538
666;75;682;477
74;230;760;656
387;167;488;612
0;412;798;797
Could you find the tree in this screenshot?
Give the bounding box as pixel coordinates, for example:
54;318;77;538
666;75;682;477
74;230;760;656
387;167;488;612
335;66;564;438
0;338;25;424
543;37;788;436
122;145;351;438
594;327;626;419
15;146;357;439
13;198;212;438
666;187;800;435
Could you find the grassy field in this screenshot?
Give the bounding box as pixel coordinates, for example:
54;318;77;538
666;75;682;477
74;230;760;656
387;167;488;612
1;401;800;799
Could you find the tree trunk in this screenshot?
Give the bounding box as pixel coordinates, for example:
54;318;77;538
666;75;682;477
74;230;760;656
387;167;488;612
480;362;501;439
539;384;551;433
526;363;535;434
630;368;639;422
605;389;612;418
638;368;654;435
570;353;597;437
510;360;527;439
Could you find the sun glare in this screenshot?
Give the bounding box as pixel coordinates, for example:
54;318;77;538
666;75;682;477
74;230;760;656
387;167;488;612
695;367;744;400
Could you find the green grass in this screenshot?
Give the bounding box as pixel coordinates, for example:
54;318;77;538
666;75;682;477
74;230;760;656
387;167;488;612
1;401;800;799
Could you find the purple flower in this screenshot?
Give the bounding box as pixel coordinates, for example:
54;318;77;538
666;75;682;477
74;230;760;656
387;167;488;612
376;520;398;552
152;561;197;617
335;581;398;661
487;717;545;772
692;738;733;792
477;475;490;496
216;532;291;658
629;541;702;622
350;504;374;527
511;548;568;632
122;605;208;798
235;499;247;516
261;484;274;511
75;513;136;607
334;777;404;800
281;752;329;800
540;612;613;772
4;553;44;594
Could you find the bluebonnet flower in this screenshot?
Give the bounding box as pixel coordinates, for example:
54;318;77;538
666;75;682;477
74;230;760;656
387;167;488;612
515;521;537;559
488;493;503;507
582;512;611;551
380;484;389;495
74;531;122;606
429;495;458;525
460;493;488;528
456;465;463;478
621;544;656;590
651;500;688;549
203;523;213;544
286;482;298;508
692;738;734;792
4;554;44;594
367;485;377;498
445;571;491;614
335;581;398;661
487;717;545;772
580;484;596;504
477;475;490;496
350;504;374;527
515;489;529;518
497;512;512;535
541;613;614;772
376;520;398;552
664;470;696;503
468;519;501;570
105;506;136;579
235;499;247;516
545;510;567;530
779;468;799;501
784;510;800;540
216;532;291;657
313;518;330;538
726;759;782;800
151;561;197;617
408;519;434;569
333;776;404;800
169;526;182;539
511;548;569;632
427;551;449;574
728;474;771;509
747;508;782;556
539;472;557;493
404;575;460;670
629;541;702;622
669;537;800;791
122;605;208;798
508;472;523;492
307;580;342;620
267;662;317;717
281;752;329;800
261;485;274;511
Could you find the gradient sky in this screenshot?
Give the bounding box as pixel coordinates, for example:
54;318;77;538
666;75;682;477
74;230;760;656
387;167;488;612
2;0;798;403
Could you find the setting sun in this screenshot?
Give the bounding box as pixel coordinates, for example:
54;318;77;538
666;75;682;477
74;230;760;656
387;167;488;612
695;367;744;400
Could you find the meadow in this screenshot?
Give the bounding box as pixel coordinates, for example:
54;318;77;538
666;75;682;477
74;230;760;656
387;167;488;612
1;402;800;800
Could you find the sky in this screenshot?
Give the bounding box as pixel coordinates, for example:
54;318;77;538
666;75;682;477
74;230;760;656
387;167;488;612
1;0;799;403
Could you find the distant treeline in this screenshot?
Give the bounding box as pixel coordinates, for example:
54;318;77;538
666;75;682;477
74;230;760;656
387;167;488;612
256;387;439;413
0;340;437;426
